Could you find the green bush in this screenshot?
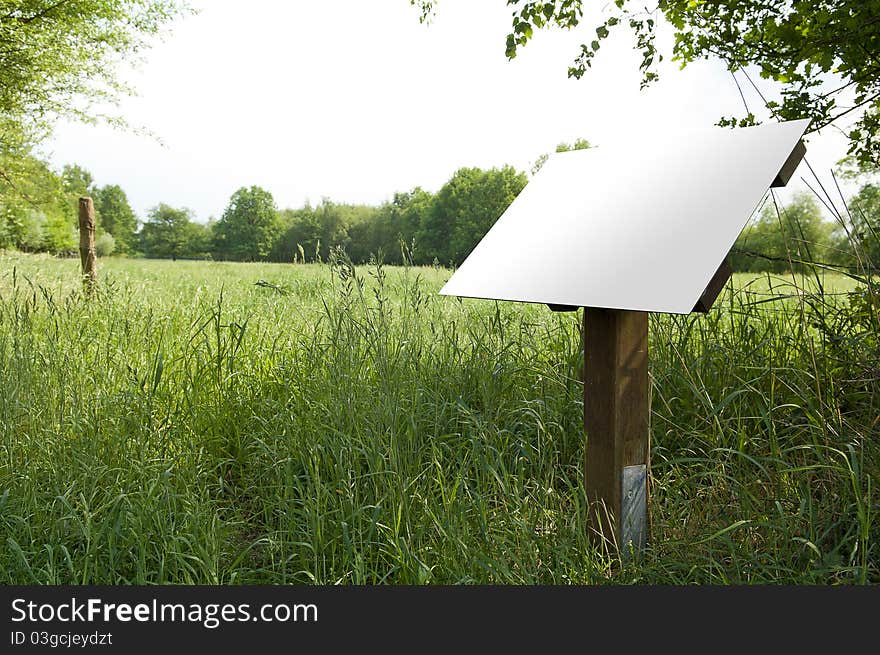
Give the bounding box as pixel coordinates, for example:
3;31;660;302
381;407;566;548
95;232;116;257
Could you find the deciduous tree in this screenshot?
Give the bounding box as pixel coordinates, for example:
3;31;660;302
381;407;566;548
847;183;880;269
140;203;202;260
94;185;138;253
420;166;527;266
0;1;189;143
212;186;280;261
732;192;834;272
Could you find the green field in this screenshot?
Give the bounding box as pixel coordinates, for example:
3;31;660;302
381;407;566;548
0;252;877;584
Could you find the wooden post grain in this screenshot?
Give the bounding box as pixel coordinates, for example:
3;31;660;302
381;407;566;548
583;308;649;556
78;197;97;292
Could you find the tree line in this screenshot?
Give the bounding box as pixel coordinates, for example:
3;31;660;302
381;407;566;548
731;184;880;274
0;159;529;266
1;147;879;273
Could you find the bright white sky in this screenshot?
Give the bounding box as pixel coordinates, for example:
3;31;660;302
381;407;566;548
41;0;854;223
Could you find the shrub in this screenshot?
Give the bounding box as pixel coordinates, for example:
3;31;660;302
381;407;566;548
95;232;116;257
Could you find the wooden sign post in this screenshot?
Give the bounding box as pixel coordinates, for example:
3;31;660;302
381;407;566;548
78;197;97;292
437;120;810;561
583;308;649;555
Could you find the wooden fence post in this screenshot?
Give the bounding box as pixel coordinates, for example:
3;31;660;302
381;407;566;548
583;308;649;558
78;197;97;292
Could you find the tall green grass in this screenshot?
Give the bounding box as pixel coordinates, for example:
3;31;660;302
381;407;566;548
0;251;876;584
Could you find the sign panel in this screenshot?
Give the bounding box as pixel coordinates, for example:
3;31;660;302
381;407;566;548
440;120;810;314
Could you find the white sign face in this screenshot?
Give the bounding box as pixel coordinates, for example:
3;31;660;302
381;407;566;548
440;119;810;314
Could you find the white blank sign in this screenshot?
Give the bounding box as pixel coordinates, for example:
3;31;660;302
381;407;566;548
440;119;810;314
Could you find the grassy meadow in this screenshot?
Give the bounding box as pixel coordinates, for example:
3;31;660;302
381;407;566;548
0;252;877;584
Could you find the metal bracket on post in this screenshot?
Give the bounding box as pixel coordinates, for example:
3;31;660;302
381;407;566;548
621;464;647;559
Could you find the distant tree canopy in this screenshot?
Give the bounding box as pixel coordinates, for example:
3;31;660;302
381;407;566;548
294;189;431;266
3;152;876;276
412;1;880;169
532;137;591;175
140;203;207;260
213;186;280;261
272;167;527;267
848;182;880;269
420;166;528;266
0;155;68;252
0;161;528;266
60;165;95;199
60;163;98;232
273;200;381;264
731;192;837;273
0;159;131;255
93;185;138;254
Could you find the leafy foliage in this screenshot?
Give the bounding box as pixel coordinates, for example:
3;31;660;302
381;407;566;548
414;1;880;168
94;185;138;253
445;166;528;265
732;192;836;273
0;159;144;256
273;168;526;268
95;232;116;257
212;186;280;262
0;0;189;142
0;154;70;252
0;1;188;250
344;189;432;265
419;166;528;266
847;182;880;269
532;137;591;175
140;203;206;260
